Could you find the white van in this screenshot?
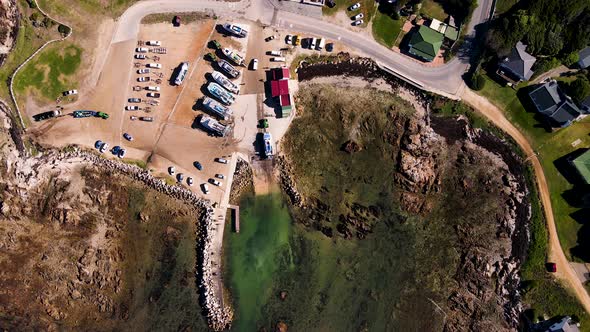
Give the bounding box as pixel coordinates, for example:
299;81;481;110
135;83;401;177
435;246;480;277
147;63;162;69
310;38;317;50
146;40;161;46
269;50;282;56
146;86;160;91
135;47;148;53
270;57;286;62
316;38;326;51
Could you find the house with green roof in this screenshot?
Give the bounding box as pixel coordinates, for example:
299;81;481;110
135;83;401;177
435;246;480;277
408;25;444;62
571;150;590;184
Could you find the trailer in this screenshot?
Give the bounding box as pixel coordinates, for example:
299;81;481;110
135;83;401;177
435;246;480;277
33;110;61;121
173;62;189;85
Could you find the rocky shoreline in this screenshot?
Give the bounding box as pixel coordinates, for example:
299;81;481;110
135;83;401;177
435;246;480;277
289;57;532;330
229;157;254;205
0;101;232;331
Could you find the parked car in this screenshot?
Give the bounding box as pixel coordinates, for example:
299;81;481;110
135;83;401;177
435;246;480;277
130;115;138;120
259;118;269;128
147;63;162;69
112;145;121;155
547;262;557;273
215;157;228;164
286;35;293;45
147;92;160;98
138;68;150;74
128;97;141;103
146;40;161;46
209;178;221;186
215;174;225;179
177;173;184;182
201;183;210;194
135;54;146;59
194;161;203;170
118;148;126;158
63;89;78;96
187;177;194;186
352;19;364;26
251;58;258;70
265;35;276;42
96;112;109;119
326;43;334;52
146;86;160;91
348;2;360;10
294;35;301;46
310;38;317;49
125;105;140;111
326;0;335;7
138;76;150;82
123;133;133;141
136;47;148;53
139;117;153;122
168;166;175;175
95;140;103;149
352;13;364;20
99;142;109;153
173;15;181;27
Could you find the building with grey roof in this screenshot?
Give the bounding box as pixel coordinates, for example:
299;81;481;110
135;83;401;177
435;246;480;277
528;80;588;128
578;46;590;69
497;41;537;84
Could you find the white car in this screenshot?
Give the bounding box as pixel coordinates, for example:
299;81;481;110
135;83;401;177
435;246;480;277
310;38;317;49
147;92;160;98
286;35;293;45
215;157;228;164
138;76;150;82
187;177;194;186
168;166;175;175
99;142;109;153
128;97;141;103
123;133;133;141
147;63;162;69
251;58;258;71
352;13;364;20
215;174;225;179
135;54;146;59
147;40;161;46
348;2;360;10
63;89;78;96
352;19;364;26
125;105;140;111
146;86;160;91
138;68;150;74
209;178;221;186
118;148;126;158
202;183;210;194
135;47;148;53
130;115;138;120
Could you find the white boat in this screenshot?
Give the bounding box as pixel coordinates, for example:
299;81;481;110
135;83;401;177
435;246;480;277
222;23;248;38
222;48;245;66
207;82;235;105
263;132;273;157
200;115;230;137
217;60;240;78
202;97;233;121
212;71;240;94
174;62;189;85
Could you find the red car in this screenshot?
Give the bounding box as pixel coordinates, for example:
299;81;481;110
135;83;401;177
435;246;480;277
547;262;557;272
173;15;181;27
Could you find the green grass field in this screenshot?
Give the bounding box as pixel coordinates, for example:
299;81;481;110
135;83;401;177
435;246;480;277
420;0;448;21
372;11;404;48
13;43;82;101
477;74;590;263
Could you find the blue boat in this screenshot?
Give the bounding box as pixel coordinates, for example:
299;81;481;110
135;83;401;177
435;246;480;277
207;82;235;106
202;97;233;121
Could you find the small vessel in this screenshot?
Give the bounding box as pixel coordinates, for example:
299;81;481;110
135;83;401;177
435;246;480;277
217;60;240;78
212;71;240;94
202;97;233;121
263;132;273;157
200;115;230;137
173;62;189;85
73;110;96;118
222;23;248;38
207;82;235;106
221;48;245;66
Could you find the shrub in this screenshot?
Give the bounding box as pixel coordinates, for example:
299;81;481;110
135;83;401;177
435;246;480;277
26;0;37;9
58;24;71;35
566;76;590;103
562;52;579;68
29;12;40;22
531;57;560;79
43;16;55;28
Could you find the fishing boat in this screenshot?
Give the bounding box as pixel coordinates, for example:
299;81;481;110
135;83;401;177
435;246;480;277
73;110;96;118
217;60;240;79
199;115;230;137
222;23;248;38
211;71;240;94
202;97;233;121
221;48;245;66
207;82;235;106
263;132;273;157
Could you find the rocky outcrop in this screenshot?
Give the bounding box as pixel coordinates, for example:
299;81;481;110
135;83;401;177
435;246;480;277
229;157;253;204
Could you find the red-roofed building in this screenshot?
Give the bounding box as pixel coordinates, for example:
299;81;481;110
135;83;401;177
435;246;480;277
269;67;293;117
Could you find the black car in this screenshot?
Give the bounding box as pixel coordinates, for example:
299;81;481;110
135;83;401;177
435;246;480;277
173;15;181;27
326;43;334;52
326;0;336;7
194;161;203;170
265;35;276;42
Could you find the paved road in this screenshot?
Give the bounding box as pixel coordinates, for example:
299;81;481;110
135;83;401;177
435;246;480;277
461;89;590;314
112;0;493;95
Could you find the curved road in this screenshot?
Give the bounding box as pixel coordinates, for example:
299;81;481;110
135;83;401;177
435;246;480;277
108;0;590;315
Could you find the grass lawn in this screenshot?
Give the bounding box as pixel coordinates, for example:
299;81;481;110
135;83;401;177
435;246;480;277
420;0;447;21
13;43;82;102
477;73;590;263
323;0;377;25
372;11;404;48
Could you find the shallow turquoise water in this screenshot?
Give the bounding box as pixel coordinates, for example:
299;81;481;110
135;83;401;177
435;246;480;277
224;190;292;331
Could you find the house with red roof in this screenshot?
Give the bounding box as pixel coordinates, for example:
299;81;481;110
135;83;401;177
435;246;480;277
269;67;293;118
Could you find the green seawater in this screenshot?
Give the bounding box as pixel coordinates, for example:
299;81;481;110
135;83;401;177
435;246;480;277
225;190;293;331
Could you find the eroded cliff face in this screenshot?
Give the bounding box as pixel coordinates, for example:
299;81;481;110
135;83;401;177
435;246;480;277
278;76;529;331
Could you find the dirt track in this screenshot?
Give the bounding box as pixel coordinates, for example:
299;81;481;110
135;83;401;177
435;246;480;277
461;88;590;314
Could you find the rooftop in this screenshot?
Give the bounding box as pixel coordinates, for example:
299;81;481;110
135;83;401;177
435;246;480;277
579;46;590;69
498;41;536;81
572;150;590;184
408;25;444;62
529;80;583;127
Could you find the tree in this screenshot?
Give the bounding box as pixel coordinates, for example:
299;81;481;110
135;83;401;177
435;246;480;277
58;24;71;35
567;76;590;103
562;52;579;68
30;12;40;22
470;72;486;91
